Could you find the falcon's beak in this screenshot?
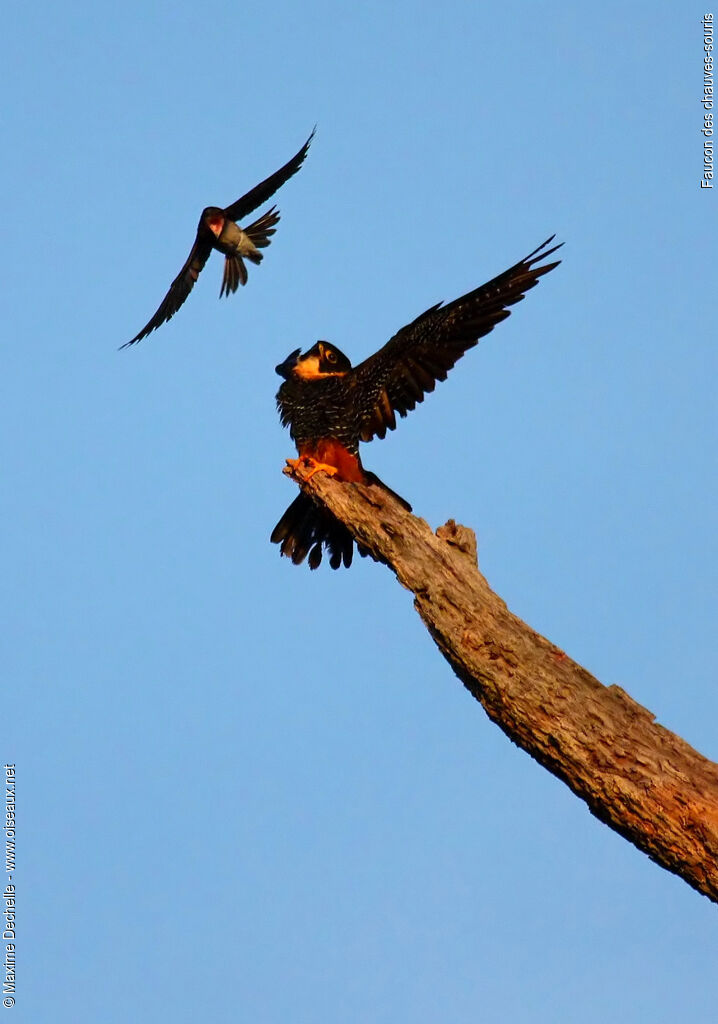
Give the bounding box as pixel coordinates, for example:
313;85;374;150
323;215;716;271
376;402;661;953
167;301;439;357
275;348;303;379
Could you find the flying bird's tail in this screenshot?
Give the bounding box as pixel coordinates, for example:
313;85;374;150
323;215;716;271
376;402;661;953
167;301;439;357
219;207;281;297
243;206;280;256
270;472;411;570
220;253;248;296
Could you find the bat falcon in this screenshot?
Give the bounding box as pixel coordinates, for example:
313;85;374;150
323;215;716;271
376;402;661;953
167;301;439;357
122;129;315;347
272;235;562;569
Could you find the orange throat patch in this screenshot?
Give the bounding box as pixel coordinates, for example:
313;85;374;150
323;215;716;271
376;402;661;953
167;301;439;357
292;357;347;381
207;215;225;237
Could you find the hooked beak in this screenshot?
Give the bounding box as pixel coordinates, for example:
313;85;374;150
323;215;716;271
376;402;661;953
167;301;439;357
275;347;302;379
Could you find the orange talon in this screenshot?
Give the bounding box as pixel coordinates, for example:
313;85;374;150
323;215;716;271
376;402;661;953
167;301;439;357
303;461;339;482
285;456;339;482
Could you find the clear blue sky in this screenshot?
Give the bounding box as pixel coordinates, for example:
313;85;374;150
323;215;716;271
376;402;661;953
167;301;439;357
4;2;716;1021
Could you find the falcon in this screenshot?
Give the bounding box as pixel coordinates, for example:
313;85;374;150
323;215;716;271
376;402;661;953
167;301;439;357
122;129;314;347
271;235;562;569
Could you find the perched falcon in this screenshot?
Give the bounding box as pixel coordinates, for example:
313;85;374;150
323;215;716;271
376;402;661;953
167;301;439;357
271;236;562;569
122;129;314;347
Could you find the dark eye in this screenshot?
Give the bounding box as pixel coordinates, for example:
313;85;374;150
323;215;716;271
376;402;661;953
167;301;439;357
325;350;337;363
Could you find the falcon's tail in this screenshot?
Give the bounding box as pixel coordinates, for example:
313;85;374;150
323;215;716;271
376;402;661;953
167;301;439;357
219;207;280;297
270;473;411;571
270;493;359;570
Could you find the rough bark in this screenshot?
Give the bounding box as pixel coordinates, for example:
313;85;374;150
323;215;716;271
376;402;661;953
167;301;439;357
284;463;718;904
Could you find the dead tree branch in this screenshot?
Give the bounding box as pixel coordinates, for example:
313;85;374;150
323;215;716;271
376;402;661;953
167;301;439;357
284;464;718;904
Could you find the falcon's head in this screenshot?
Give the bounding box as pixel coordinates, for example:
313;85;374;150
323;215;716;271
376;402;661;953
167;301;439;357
275;341;352;380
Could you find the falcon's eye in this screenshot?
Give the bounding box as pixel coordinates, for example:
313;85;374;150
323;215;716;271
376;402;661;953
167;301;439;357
325;350;337;363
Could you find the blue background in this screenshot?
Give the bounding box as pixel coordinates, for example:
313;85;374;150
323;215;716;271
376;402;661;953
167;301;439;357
4;2;717;1021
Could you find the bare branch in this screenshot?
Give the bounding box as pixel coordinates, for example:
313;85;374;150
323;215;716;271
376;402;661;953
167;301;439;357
283;464;718;904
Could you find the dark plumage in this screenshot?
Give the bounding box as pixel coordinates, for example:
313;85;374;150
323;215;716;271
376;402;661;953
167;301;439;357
122;129;314;348
271;492;365;570
271;236;563;569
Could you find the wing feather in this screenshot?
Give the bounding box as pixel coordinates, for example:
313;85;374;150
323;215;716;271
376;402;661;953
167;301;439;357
223;128;315;222
352;236;562;441
122;237;213;347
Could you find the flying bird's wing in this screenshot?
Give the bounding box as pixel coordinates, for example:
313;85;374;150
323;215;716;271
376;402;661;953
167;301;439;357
121;236;214;348
352;236;563;442
223;128;315;222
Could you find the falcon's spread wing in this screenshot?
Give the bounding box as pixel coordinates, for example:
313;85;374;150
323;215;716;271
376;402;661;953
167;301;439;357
223;128;315;222
121;237;214;348
353;236;562;442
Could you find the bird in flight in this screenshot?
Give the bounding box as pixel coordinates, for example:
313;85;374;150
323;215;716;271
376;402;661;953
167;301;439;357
122;129;315;348
271;236;562;569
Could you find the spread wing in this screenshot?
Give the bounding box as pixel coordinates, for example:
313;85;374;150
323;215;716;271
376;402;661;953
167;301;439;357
223;128;315;222
121;235;213;348
352;236;563;442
